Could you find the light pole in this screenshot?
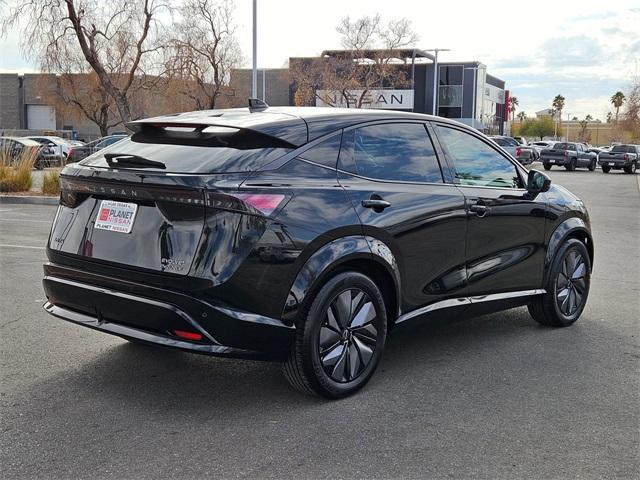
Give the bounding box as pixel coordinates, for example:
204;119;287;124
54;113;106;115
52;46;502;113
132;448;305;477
251;0;257;98
424;48;450;115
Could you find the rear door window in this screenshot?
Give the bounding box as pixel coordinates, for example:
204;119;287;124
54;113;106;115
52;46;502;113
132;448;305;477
342;123;443;183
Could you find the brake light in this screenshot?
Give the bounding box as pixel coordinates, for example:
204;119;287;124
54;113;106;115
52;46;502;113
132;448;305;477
232;193;285;216
172;330;202;341
624;153;629;161
564;151;569;157
67;148;74;158
516;147;522;157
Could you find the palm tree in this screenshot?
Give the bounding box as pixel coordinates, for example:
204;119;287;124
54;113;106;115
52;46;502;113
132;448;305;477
552;94;565;139
606;111;613;123
517;111;526;123
610;91;625;122
509;96;519;121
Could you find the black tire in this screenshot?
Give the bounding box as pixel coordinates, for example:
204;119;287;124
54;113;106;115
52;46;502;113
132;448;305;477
528;238;591;327
624;163;637;174
588;160;596;171
565;158;577;171
543;163;552;171
283;271;387;398
602;165;611;173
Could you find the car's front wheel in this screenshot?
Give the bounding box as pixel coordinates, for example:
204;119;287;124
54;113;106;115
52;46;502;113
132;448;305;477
528;238;590;327
283;271;387;398
588;160;596;171
602;165;611;173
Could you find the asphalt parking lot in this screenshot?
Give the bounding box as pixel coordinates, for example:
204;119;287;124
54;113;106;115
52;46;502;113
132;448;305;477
1;168;639;480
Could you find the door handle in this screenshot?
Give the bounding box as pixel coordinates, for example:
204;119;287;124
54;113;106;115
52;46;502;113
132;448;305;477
469;204;490;217
362;198;391;211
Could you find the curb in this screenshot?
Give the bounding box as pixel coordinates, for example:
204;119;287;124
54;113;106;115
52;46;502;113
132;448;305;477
0;195;59;205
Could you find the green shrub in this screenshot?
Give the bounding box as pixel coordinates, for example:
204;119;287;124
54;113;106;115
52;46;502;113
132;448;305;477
42;169;61;195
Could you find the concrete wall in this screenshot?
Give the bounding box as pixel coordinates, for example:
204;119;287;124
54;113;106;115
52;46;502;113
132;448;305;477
229;69;291;107
0;74;21;130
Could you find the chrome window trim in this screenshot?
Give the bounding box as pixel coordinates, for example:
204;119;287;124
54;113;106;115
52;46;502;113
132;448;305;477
396;289;546;324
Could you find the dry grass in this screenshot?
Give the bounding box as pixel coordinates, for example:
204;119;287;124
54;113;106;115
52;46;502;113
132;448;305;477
0;142;37;192
42;169;61;195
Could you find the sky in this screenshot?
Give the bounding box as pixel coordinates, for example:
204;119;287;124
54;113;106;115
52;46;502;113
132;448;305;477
1;0;639;120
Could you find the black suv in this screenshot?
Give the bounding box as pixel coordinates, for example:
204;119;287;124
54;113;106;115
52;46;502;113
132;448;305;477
43;105;594;398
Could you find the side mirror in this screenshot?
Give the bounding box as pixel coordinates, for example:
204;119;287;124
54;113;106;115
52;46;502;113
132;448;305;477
527;169;551;195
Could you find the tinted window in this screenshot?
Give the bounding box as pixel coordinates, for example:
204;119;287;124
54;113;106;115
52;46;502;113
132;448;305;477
492;138;509;146
81;136;293;173
298;133;342;168
349;123;442;183
553;143;576;151
435;126;521;189
611;145;636;153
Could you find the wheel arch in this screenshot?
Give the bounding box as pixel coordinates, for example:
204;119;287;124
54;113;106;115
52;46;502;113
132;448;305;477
545;217;594;283
282;235;401;328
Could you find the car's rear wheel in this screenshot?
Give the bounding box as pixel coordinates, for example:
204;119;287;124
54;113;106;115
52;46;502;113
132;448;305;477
528;238;590;327
283;271;387;398
543;163;552;171
602;165;611;173
624;163;637;174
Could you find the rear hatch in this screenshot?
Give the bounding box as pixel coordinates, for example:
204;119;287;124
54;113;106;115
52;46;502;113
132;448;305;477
48;116;301;278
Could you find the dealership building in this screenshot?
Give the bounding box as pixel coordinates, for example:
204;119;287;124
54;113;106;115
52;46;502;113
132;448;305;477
0;49;508;138
232;49;508;135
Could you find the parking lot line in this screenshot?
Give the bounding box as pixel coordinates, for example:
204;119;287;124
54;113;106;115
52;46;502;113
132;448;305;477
0;244;46;250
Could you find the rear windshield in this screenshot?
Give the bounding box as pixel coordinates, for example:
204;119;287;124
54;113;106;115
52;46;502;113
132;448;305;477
611;145;636;153
80;135;293;173
553;143;576;151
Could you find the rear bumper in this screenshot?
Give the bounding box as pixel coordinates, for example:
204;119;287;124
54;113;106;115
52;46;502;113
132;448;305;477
541;157;569;165
42;263;295;361
598;159;632;168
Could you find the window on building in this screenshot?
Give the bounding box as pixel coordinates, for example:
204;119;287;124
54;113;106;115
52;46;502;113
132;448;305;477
347;123;443;183
435;125;521;189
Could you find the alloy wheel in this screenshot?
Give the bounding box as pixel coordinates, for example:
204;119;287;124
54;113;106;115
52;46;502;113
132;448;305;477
556;250;587;316
318;289;379;383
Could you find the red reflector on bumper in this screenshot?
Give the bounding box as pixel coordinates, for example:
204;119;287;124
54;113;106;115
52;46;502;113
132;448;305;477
173;330;203;341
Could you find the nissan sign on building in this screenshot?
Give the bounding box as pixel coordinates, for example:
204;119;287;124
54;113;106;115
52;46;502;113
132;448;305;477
316;89;415;110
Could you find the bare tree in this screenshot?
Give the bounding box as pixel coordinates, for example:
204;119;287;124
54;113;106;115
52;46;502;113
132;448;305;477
166;0;241;110
37;73;122;137
2;0;171;124
291;14;419;108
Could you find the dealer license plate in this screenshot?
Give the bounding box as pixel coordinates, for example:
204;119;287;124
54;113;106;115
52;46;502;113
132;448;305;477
94;200;138;234
609;162;615;166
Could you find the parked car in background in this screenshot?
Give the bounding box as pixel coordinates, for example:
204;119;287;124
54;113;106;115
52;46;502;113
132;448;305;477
488;135;537;164
540;142;597;171
42;105;594;398
530;141;556;156
67;134;127;163
27;136;73;163
0;136;56;169
598;144;639;174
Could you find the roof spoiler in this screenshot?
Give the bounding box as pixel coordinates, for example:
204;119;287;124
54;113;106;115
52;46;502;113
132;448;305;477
248;98;269;112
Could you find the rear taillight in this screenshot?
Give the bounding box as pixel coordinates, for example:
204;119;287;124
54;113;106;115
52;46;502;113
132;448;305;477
516;147;522;157
231;193;285;216
206;191;285;216
624;153;629;161
67;148;74;158
564;151;569;157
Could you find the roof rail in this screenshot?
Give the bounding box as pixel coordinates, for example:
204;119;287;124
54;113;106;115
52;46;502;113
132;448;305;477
248;98;269;112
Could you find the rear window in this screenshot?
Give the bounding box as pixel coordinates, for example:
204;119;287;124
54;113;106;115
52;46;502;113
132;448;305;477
611;145;636;153
553;143;576;151
80;132;293;174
